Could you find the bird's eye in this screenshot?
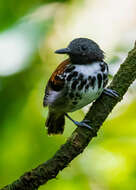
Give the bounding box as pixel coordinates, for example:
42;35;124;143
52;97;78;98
81;45;87;51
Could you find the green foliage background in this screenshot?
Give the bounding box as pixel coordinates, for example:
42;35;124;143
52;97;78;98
0;0;136;190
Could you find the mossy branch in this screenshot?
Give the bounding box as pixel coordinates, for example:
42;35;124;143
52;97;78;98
1;43;136;190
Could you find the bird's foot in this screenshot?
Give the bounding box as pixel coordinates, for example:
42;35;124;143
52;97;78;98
73;119;92;130
65;113;97;136
103;88;119;98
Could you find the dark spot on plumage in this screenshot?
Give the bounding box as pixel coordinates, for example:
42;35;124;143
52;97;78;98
103;73;107;80
62;74;66;78
65;65;75;72
97;73;102;88
55;75;61;81
78;83;84;90
88;76;92;80
73;71;78;77
71;79;79;90
78;73;84;80
49;81;63;91
72;101;78;105
67;74;73;81
89;76;96;89
103;78;108;88
83;79;87;85
100;62;105;72
69;92;74;98
67;71;78;81
78;79;87;90
105;63;109;72
85;84;89;90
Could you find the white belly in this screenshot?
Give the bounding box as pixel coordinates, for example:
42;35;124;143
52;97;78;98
65;62;108;112
68;83;103;112
75;87;103;110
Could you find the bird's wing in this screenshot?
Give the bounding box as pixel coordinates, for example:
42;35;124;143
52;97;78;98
43;58;70;107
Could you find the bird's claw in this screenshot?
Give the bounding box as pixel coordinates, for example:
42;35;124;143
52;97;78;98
103;88;119;98
73;120;97;136
74;120;92;129
65;113;97;136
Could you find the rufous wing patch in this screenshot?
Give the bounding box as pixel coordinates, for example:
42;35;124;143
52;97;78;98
50;58;70;82
43;59;70;106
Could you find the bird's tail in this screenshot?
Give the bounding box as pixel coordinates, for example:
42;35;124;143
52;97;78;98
45;111;65;135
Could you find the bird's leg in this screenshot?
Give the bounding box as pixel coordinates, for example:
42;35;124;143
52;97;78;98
103;88;119;98
65;113;97;135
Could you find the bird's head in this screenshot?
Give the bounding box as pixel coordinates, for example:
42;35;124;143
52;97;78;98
55;38;104;64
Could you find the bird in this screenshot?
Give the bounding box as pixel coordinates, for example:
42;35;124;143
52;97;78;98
43;38;118;135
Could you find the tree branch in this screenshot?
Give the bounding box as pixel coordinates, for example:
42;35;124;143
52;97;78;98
1;43;136;190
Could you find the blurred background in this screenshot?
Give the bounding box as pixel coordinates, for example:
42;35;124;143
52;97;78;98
0;0;136;189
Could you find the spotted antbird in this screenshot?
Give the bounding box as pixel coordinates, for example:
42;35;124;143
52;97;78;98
43;38;118;135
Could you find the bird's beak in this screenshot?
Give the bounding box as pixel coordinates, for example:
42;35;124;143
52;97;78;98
55;48;71;54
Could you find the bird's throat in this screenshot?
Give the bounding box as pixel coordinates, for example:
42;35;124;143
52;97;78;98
69;54;89;65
